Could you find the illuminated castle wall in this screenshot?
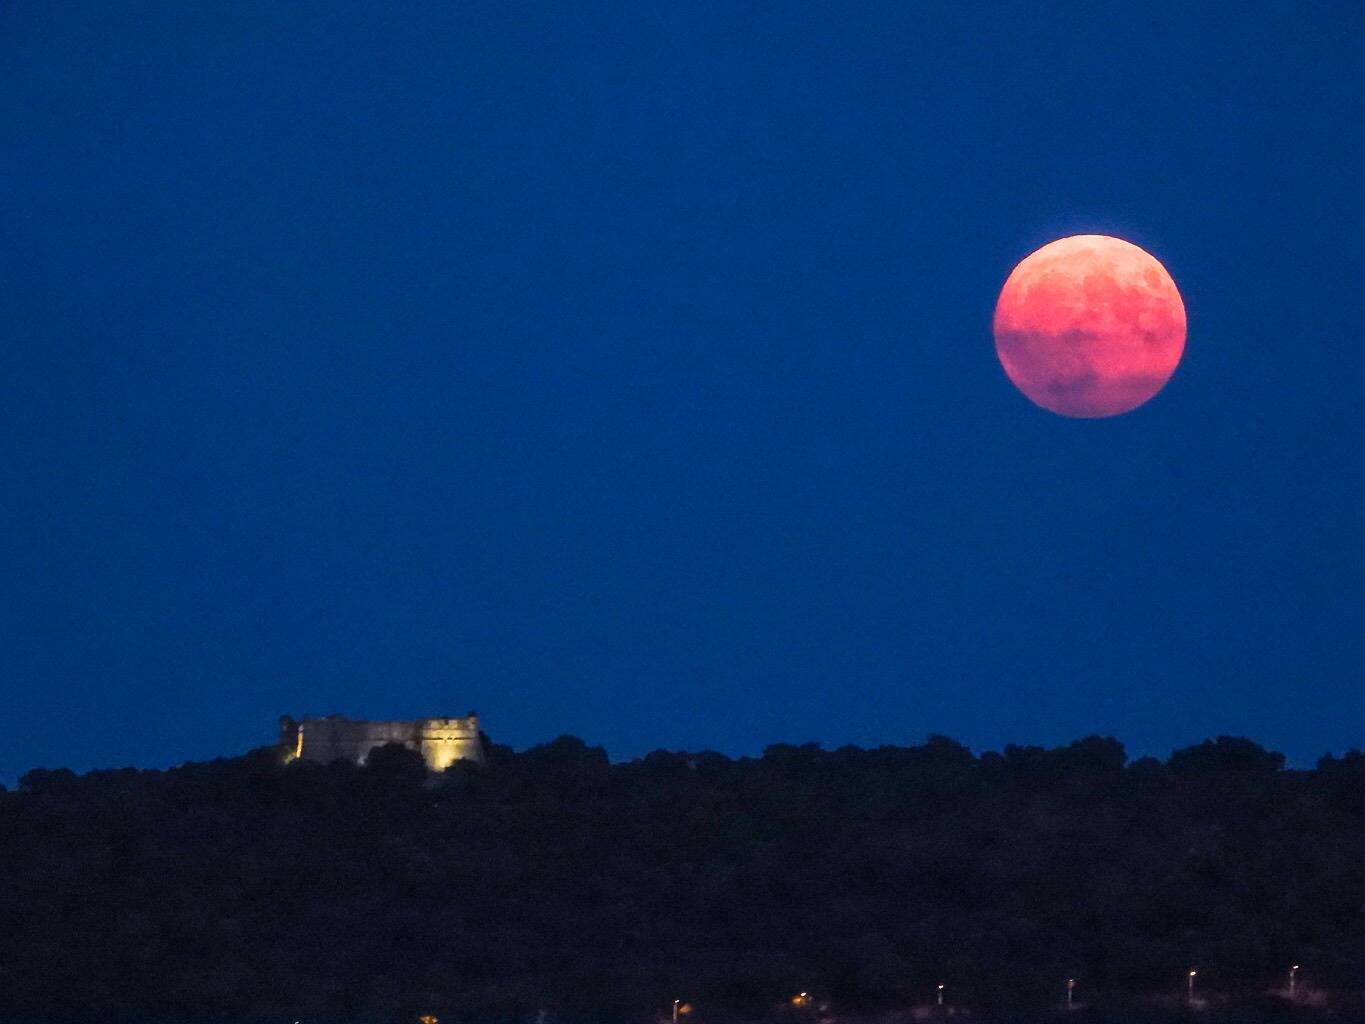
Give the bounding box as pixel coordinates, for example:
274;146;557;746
279;713;484;770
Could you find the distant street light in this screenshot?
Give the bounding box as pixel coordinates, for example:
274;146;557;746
1066;978;1076;1010
937;984;945;1007
673;999;681;1024
1187;970;1197;1002
1289;965;1299;998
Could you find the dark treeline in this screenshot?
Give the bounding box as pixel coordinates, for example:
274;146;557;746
3;734;1365;1023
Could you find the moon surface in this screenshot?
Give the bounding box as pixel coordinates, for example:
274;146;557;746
993;235;1186;418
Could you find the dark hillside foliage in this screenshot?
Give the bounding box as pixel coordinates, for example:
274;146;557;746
1;735;1363;1023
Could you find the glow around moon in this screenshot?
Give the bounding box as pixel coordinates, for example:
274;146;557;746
992;235;1186;418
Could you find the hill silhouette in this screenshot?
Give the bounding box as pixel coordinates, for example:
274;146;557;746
3;734;1364;1022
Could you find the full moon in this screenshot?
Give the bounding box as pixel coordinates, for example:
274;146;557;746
992;235;1186;418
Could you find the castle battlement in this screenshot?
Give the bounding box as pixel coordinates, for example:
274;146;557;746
279;713;483;770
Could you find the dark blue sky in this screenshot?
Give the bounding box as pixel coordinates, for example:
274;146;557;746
2;2;1362;783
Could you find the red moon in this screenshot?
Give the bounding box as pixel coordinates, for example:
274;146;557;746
993;235;1186;418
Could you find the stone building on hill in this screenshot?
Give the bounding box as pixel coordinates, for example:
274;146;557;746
279;713;484;770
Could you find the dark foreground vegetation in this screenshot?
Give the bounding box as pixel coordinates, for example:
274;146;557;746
4;734;1365;1023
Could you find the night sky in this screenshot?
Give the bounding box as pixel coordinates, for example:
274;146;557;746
3;3;1362;784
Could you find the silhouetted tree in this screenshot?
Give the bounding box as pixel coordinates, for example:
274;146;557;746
1169;735;1285;775
365;741;428;786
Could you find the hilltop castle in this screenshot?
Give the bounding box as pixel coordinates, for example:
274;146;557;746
279;713;484;770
